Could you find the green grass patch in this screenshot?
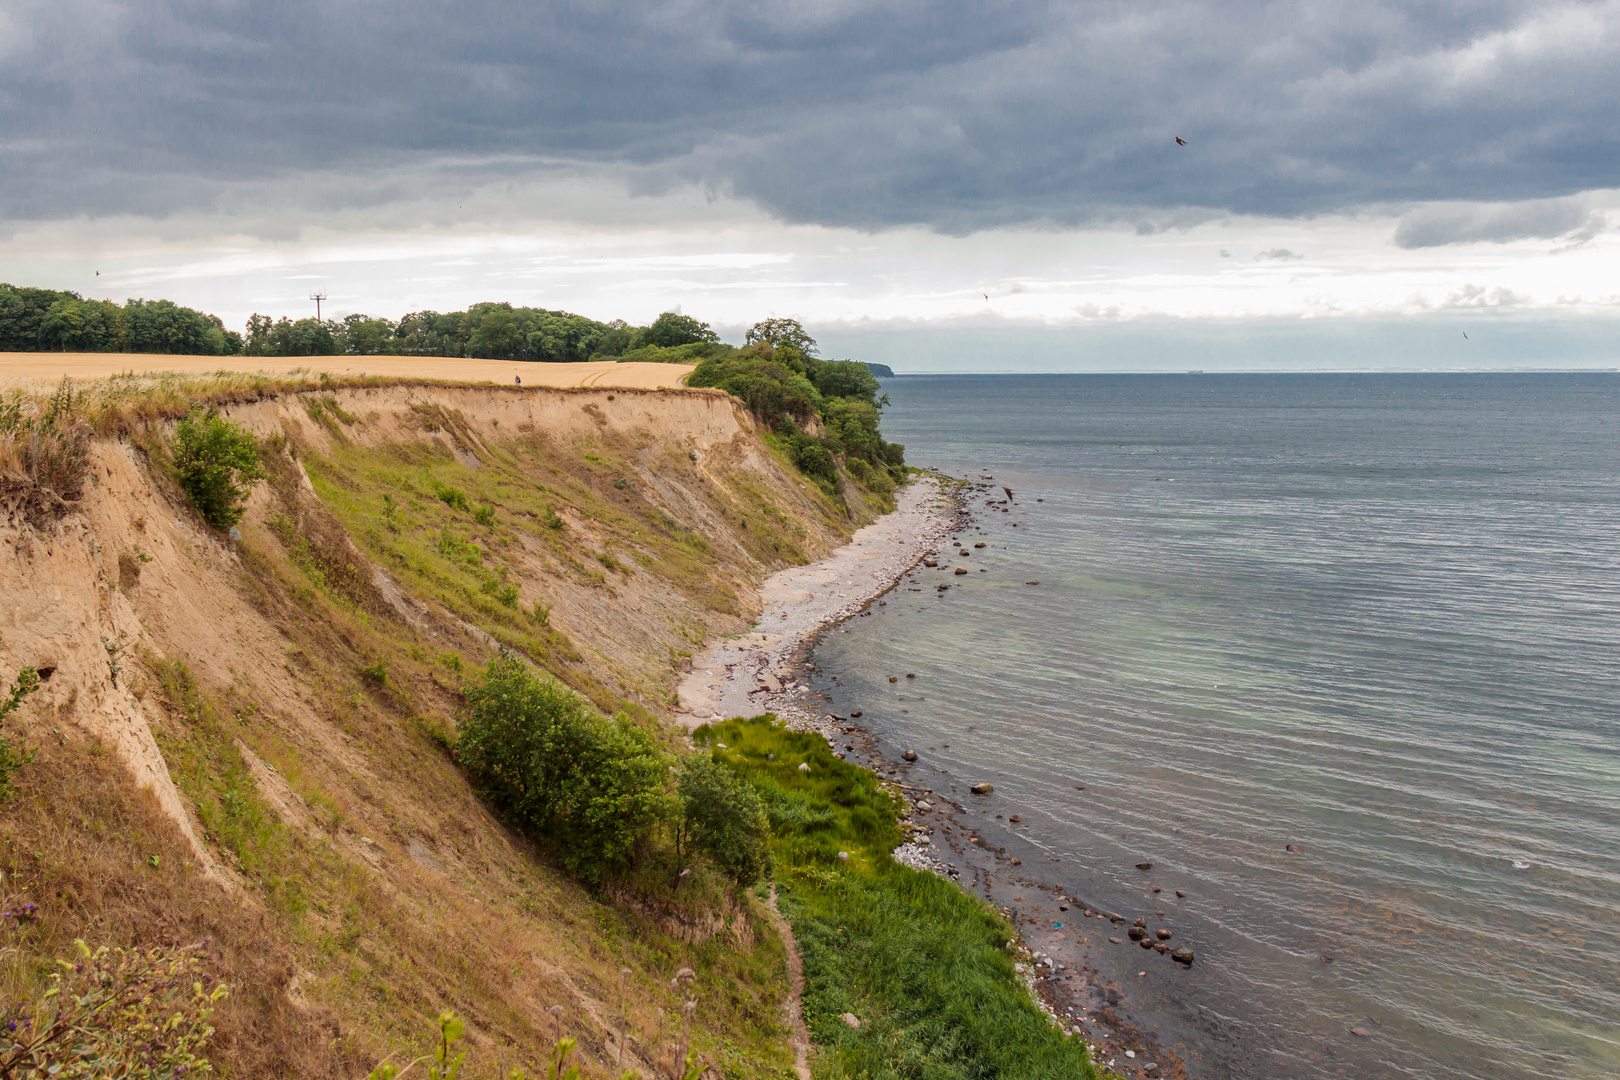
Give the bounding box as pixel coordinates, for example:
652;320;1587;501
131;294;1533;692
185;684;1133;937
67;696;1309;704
693;717;1099;1080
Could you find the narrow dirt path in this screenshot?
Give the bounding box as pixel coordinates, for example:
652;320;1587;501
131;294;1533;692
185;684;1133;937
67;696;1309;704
766;885;813;1080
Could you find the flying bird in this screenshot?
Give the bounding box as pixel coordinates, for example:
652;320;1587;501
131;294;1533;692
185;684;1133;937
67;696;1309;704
1175;136;1187;146
95;270;100;276
1463;332;1468;340
983;293;989;300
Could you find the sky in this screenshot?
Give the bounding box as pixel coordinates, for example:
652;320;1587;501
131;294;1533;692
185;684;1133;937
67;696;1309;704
2;0;1618;371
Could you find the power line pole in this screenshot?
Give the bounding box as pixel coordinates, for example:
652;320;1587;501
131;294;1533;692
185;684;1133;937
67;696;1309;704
310;292;327;321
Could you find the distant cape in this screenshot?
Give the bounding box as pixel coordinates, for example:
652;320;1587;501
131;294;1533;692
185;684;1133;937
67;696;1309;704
863;362;896;378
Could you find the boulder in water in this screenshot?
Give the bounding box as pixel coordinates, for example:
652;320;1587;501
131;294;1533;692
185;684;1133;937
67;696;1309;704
971;782;994;795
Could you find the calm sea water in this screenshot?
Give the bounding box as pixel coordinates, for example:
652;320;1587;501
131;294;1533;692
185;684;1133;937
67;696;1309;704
813;374;1620;1080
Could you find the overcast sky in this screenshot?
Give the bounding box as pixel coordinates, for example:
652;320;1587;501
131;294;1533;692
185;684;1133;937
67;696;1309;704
3;0;1617;369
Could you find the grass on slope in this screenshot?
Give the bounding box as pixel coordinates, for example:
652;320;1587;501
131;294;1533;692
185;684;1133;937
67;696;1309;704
692;718;1100;1080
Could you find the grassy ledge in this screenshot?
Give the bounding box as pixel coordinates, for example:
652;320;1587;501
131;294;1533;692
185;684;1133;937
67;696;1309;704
692;717;1100;1080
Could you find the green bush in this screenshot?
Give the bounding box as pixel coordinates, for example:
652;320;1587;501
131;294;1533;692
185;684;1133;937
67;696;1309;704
455;655;671;884
172;406;266;529
676;756;772;887
0;667;39;799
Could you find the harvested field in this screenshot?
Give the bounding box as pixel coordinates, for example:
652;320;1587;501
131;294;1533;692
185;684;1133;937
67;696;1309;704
0;353;694;390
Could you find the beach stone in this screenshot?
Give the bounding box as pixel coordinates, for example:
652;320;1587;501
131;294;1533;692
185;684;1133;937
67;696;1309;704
1156;928;1172;940
955;567;968;575
1009;814;1022;822
1133;917;1147;927
1175;890;1186;898
1171;947;1194;965
1351;1027;1372;1038
851;710;862;717
1151;886;1162;893
1140;938;1154;949
974;542;986;548
1286;843;1301;853
1154;943;1169;954
906;672;916;679
902;750;918;762
889;675;898;682
1110;937;1123;944
1010;857;1021;865
1128;926;1147;941
971;782;994;795
1136;861;1153;871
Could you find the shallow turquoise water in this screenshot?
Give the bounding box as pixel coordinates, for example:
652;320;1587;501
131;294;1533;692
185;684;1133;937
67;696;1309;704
813;373;1620;1080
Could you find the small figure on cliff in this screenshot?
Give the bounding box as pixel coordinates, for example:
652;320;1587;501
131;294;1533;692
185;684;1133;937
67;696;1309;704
515;375;522;385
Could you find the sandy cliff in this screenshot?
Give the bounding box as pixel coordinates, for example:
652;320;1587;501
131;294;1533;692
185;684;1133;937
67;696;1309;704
0;378;876;1078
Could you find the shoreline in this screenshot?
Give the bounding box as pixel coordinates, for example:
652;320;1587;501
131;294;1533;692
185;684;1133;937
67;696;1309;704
680;469;1192;1079
674;473;961;731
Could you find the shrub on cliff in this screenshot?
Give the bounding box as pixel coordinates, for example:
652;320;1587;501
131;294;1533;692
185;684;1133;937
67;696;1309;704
0;665;39;799
676;755;772;887
456;654;671;883
172;406;265;530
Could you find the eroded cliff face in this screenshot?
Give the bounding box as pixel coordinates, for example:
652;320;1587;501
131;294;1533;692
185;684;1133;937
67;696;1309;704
0;382;867;1078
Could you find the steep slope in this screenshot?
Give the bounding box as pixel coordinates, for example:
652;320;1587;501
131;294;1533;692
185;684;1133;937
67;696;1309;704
0;380;881;1078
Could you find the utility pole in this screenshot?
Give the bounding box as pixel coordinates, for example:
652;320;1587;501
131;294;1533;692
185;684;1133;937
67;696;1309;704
310;292;327;321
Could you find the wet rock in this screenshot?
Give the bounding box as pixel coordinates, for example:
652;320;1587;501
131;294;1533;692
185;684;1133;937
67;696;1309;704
1175;890;1186;898
974;542;986;548
1351;1027;1372;1038
923;559;938;567
906;673;916;679
1150;886;1162;893
1153;943;1170;954
850;710;862;717
1140;938;1154;949
889;676;898;683
971;782;994;795
1010;857;1021;865
1171;947;1194;965
1133;917;1146;927
955;567;968;575
1008;814;1022;822
1128;926;1147;941
1109;937;1124;944
1156;928;1172;940
1136;861;1153;871
902;750;918;762
1319;955;1333;964
1286;844;1301;853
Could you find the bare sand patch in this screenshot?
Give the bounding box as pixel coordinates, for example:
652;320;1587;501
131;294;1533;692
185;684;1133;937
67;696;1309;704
675;475;958;728
0;352;695;391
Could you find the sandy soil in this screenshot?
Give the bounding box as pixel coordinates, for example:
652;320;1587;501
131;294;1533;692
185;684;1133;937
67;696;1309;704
675;476;957;728
0;352;695;391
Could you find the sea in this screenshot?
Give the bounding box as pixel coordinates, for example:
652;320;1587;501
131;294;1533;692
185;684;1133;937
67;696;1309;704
810;373;1620;1080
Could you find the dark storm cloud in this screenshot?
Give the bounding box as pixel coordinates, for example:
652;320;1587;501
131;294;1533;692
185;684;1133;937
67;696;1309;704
3;0;1617;231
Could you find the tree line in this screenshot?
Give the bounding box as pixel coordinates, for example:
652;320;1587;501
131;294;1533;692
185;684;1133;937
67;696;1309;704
0;284;241;356
0;284;735;363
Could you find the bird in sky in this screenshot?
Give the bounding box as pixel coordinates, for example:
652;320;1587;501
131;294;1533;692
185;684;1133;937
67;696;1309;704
1463;332;1468;339
95;270;100;276
983;293;989;300
1175;136;1187;146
